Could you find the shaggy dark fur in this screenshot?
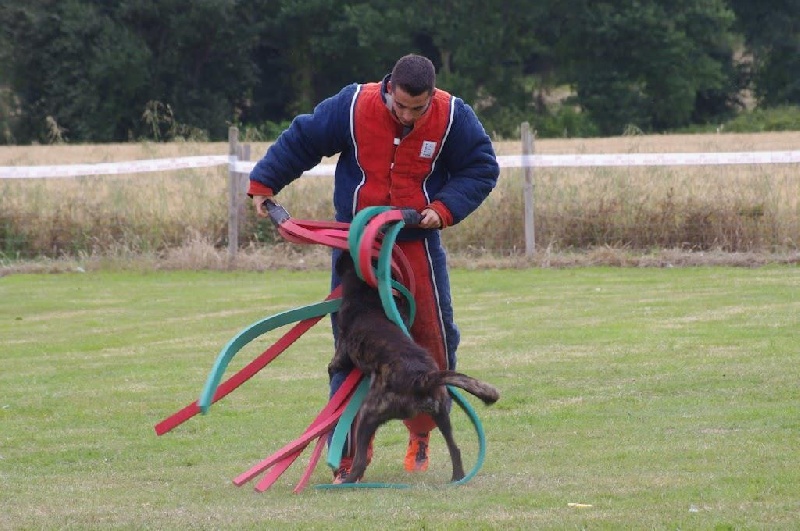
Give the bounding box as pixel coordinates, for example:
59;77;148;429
329;252;499;483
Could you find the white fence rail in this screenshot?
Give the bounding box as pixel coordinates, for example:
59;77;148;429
3;151;799;179
0;155;229;179
2;125;799;257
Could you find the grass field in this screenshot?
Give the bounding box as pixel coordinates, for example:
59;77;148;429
1;266;798;529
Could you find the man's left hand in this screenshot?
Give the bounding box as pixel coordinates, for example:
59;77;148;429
418;208;442;229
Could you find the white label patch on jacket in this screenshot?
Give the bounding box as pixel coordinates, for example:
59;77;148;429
420;141;437;158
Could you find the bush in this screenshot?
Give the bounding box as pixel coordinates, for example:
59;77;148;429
239;120;294;142
531;106;600;138
477;106;527;140
722;105;800;132
479;105;601;140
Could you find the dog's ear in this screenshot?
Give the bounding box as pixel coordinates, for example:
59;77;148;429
335;251;355;277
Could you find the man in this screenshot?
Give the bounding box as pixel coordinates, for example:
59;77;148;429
248;54;499;482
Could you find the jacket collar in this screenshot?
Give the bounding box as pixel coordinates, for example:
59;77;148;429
380;73;393;112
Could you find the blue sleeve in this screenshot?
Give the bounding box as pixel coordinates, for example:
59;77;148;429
249;84;355;195
435;99;499;225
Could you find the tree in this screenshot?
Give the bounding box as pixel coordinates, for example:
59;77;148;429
243;0;551;137
0;1;152;142
3;0;794;143
332;0;547;137
557;0;740;134
116;0;262;139
727;0;800;106
0;0;262;143
243;0;401;121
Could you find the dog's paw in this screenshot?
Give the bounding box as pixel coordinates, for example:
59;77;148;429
451;470;466;482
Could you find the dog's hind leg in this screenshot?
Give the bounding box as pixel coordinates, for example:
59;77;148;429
433;409;465;481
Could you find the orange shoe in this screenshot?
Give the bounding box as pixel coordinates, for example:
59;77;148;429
331;457;363;485
332;457;358;484
404;432;430;472
332;466;352;484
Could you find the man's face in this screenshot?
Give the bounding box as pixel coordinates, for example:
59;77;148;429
389;82;432;127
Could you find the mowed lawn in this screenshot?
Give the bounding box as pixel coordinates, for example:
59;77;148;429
1;266;798;529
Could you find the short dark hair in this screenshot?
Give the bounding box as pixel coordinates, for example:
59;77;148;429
390;54;436;96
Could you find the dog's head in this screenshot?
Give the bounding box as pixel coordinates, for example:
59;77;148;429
335;250;410;321
335;251;380;284
335;251;369;299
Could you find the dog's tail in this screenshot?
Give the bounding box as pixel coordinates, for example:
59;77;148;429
430;370;499;405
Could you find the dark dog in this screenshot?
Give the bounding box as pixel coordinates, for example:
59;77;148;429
329;251;499;483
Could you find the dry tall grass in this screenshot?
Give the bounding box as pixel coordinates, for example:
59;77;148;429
1;133;798;269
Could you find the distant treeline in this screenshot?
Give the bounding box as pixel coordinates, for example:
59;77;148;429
1;0;799;144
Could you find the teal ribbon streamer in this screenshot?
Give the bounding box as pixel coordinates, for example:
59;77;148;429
199;298;342;413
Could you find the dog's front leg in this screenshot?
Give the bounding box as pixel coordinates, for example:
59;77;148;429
328;342;354;379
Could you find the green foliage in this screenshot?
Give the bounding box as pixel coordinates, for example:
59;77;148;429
414;0;540;113
140;100;209;142
722;106;800;133
674;105;800;134
248;0;399;119
0;1;154;143
0;1;259;143
530;106;600;138
0;0;799;144
727;0;800;106
476;104;527;140
559;0;740;135
237;120;294;142
755;49;800;106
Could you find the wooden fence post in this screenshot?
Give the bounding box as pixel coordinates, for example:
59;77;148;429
227;126;240;262
521;122;536;256
240;145;250;221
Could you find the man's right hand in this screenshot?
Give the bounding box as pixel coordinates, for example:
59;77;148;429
253;195;270;218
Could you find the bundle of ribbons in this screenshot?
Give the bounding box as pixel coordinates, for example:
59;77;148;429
154;200;486;492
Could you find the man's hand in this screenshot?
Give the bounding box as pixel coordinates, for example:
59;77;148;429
252;195;270;218
418;208;442;229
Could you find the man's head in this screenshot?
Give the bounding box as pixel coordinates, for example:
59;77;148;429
388;54;436;126
391;54;436;96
